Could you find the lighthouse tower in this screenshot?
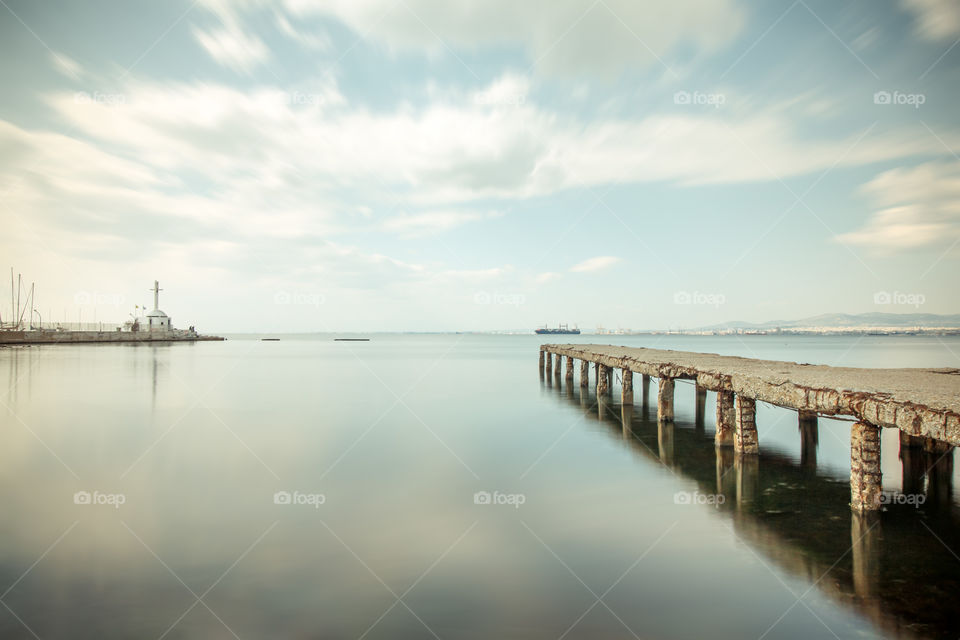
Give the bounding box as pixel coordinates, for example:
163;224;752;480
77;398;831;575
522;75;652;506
145;280;171;332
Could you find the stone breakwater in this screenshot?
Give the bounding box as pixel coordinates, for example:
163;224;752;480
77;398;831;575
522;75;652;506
0;330;225;345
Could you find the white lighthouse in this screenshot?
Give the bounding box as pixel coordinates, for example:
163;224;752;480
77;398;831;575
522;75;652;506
145;280;171;332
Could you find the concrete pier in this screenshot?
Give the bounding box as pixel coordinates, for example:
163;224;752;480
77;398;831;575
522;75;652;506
540;343;960;512
565;356;575;381
580;359;589;387
734;396;759;455
715;390;735;447
657;378;675;423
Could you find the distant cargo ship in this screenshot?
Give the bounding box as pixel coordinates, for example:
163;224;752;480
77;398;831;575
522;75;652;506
535;324;580;335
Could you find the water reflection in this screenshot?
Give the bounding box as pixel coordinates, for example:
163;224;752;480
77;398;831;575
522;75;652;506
551;374;960;640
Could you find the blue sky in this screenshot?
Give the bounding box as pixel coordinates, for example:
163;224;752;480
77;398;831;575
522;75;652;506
1;0;958;331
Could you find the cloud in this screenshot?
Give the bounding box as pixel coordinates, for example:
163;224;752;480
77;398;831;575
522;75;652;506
836;161;960;249
192;21;270;72
203;0;745;77
901;0;960;40
275;13;332;51
570;256;620;272
534;272;561;284
381;210;501;235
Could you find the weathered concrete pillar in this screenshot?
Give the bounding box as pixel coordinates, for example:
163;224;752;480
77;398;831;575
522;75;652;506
798;411;818;470
597;364;609;395
553;354;562;379
694;384;707;428
850;421;882;512
658;420;675;466
657;378;675;423
565;356;574;381
734;396;758;454
539;349;545;372
579;359;589;387
621;369;633;405
715;390;735;447
544;350;552;375
735;454;759;509
851;511;881;598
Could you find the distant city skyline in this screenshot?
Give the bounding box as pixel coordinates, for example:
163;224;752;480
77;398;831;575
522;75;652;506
2;0;959;332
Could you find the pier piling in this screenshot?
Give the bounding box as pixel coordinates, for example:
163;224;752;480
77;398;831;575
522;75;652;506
734;396;759;455
622;369;633;405
715;390;735;447
641;375;650;408
850;421;882;512
657;378;675;423
597;364;609;395
799;411;819;469
580;360;589;387
694;384;707;428
565;356;575;381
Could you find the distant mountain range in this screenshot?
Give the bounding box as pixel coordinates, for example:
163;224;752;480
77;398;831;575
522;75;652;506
701;312;960;330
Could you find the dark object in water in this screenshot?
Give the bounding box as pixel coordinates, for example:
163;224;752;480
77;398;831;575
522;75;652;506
335;338;370;341
261;338;280;341
535;324;580;335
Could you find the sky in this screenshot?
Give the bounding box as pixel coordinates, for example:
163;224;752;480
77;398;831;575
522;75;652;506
1;0;959;332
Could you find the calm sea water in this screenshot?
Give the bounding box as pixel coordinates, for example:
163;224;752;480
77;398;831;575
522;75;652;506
1;334;959;639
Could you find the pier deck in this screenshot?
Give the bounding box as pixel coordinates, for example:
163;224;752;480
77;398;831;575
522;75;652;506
540;343;960;511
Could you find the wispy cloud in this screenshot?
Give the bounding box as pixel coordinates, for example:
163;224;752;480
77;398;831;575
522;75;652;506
837;161;960;249
192;22;270;73
570;256;621;273
901;0;960;40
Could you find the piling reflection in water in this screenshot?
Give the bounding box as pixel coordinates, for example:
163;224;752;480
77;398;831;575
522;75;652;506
550;373;960;640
